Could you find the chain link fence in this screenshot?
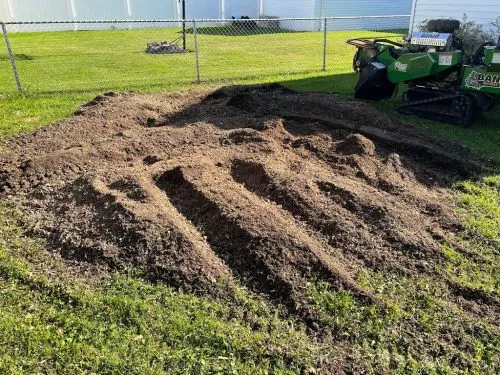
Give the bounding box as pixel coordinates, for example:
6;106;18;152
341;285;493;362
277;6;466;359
0;16;410;94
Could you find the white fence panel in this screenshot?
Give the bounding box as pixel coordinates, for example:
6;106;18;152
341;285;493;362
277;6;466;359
0;0;13;22
185;0;220;19
129;0;177;20
74;0;127;20
225;0;260;19
411;0;500;32
263;0;317;31
324;0;412;30
8;0;72;21
263;0;316;18
7;0;73;31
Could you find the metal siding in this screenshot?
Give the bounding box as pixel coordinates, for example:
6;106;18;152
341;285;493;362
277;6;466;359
1;0;416;32
185;0;220;19
73;0;127;20
225;0;260;19
262;0;316;18
262;0;411;30
128;0;177;20
324;0;412;30
9;0;72;21
6;0;74;31
0;0;179;23
1;0;260;31
323;0;412;17
0;0;12;22
262;0;317;30
411;0;500;32
262;0;412;18
69;0;130;30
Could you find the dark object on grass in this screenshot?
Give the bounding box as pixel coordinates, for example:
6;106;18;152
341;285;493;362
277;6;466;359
146;41;188;54
231;16;258;30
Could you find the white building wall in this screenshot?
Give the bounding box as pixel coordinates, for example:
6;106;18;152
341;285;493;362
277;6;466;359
410;0;500;32
182;0;259;20
324;0;412;17
262;0;317;30
0;0;258;22
129;0;177;20
3;0;75;31
73;0;127;20
262;0;316;18
262;0;411;31
324;0;412;31
0;0;12;22
225;0;259;19
0;0;418;32
7;0;72;21
185;0;220;19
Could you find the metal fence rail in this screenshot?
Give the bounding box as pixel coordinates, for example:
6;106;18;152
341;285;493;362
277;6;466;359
0;16;410;94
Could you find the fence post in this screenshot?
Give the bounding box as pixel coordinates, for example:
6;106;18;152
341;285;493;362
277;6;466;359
192;19;201;83
322;17;327;71
1;22;22;93
410;0;418;34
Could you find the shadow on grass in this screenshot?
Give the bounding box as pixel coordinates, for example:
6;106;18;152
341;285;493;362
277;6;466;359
6;67;499;164
183;26;303;36
26;70;327;96
0;54;34;61
280;72;356;97
181;26;407;37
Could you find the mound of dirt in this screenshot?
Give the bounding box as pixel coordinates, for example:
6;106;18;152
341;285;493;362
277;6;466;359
336;133;375;156
0;85;490;320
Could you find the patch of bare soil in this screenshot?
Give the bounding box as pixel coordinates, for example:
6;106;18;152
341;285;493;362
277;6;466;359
0;85;495;320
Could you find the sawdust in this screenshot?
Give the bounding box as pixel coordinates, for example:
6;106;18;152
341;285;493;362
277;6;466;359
0;85;492;321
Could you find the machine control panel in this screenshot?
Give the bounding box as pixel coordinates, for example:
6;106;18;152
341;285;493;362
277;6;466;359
410;32;452;48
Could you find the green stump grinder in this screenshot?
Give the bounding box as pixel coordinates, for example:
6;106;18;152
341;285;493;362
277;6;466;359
347;19;500;127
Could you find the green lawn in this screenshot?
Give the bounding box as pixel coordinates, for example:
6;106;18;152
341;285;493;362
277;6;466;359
0;27;499;374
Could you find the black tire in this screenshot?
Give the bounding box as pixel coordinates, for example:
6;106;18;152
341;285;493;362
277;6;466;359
353;49;360;72
426;19;460;34
460;94;480;128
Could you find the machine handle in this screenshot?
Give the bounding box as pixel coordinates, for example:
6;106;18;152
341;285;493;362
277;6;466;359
347;38;404;48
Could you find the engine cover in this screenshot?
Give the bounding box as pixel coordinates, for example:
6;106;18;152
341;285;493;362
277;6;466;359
411;32;452;49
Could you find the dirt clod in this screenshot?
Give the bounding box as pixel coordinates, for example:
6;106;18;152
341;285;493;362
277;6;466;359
336;133;376;156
